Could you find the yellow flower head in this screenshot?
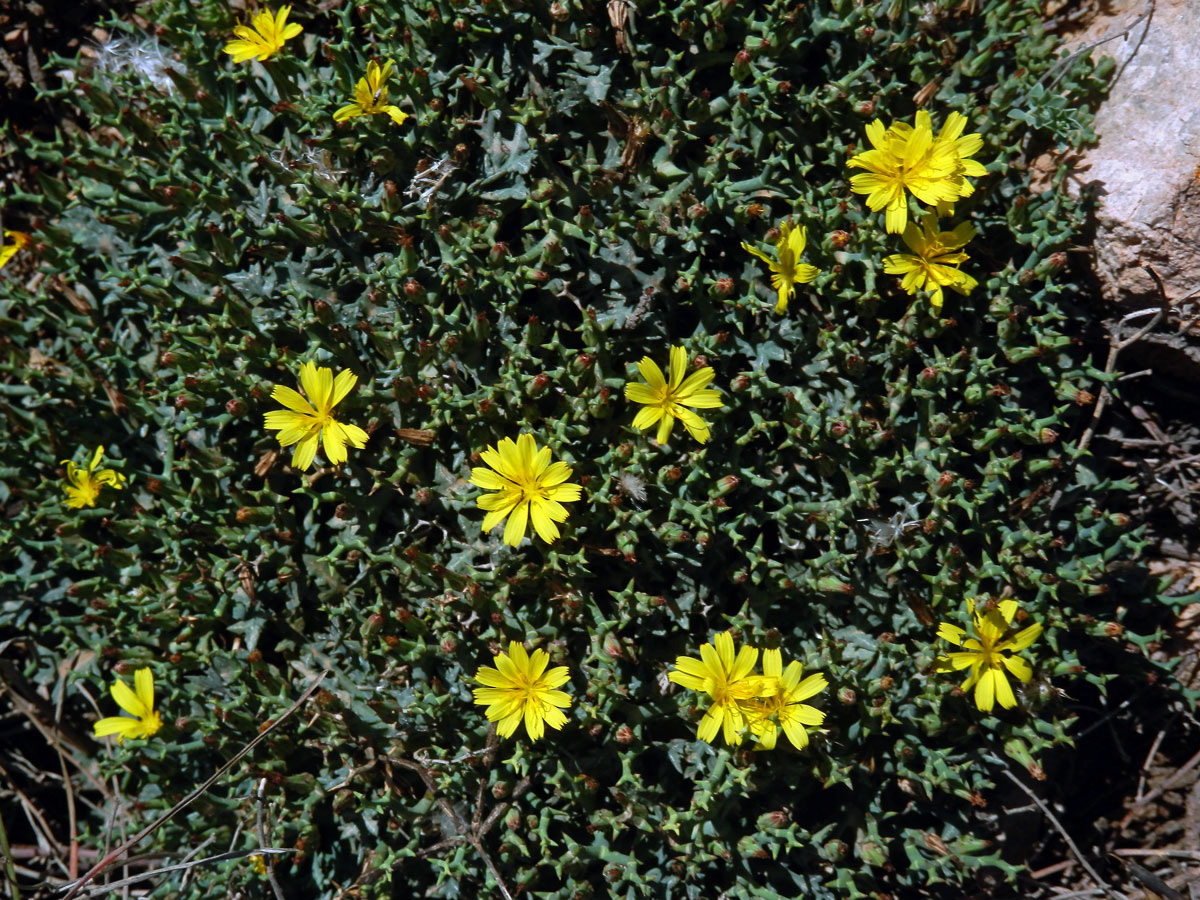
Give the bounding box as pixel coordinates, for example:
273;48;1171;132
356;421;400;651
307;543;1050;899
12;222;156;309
667;631;769;746
0;229;31;271
62;445;127;509
934;598;1043;713
263;361;369;471
741;648;827;750
472;641;572;740
883;213;977;313
223;5;302;64
333;59;410;126
740;221;821;314
93;667;163;742
624;346;722;445
470;433;583;546
931;111;988;214
847;110;984;233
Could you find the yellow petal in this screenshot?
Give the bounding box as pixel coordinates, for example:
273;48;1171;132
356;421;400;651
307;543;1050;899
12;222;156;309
503;500;529;546
529;502;560;543
632;405;664;432
271;384;317;415
675;407;711;443
936;622;966;645
741;240;776;268
541;667;571;691
712;632;735;671
111;679;148;718
786;223;807;259
540;461;573;486
636;356;666;391
290;434;319;471
384;106;410;126
340;422;369;449
681;388;722;410
481;503;517;534
298;362;332;412
781;719;810;750
544;481;582;503
496;707;523;738
674;367;715;400
668;346;687;388
523;702;545;740
93;716;139;739
470;467;509;490
655;412;675;445
625;382;658;405
1000;654;1032;683
322;420;349;466
992;668;1017;708
696;706;722;743
330;369;358;408
974;667;996;712
1001;622;1043;653
473;665;508;688
761;648;781;679
541;703;569;729
134;668;155;714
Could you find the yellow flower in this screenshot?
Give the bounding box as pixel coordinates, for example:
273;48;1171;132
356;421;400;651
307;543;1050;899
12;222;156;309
263;361;369;471
624;346;722;445
61;445;127;509
0;229;31;271
333;59;410;126
472;641;572;740
223;5;302;64
93;667;163;742
934;598;1043;713
882;213;977;313
931;111;988;215
740;221;820;314
667;631;769;746
470;433;583;546
742;649;827;750
847;111;983;233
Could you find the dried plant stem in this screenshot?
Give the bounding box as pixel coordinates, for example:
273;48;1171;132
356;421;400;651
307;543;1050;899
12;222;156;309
386;730;530;900
1120;744;1200;825
59;670;329;900
1002;770;1129;900
67;848;294;899
255;779;287;900
0;809;20;900
1075;266;1170;457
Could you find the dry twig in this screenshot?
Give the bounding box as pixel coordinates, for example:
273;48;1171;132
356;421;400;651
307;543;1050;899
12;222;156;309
1120;744;1200;826
1002;769;1130;900
1076;266;1171;457
58;670;329;900
383;729;531;900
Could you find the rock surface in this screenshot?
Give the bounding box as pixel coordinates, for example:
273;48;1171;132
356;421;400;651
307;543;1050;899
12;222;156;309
1066;0;1200;306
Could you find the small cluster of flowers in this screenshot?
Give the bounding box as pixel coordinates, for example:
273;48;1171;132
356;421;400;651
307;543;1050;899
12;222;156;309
95;597;1042;748
848;110;986;313
221;5;409;127
669;632;827;749
254;345;719;547
742;111;986;316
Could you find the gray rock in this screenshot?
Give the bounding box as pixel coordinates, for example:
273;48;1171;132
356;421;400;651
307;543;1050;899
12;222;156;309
1064;0;1200;306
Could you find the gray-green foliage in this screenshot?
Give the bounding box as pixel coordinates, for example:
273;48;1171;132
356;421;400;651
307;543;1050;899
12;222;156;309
0;0;1168;897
